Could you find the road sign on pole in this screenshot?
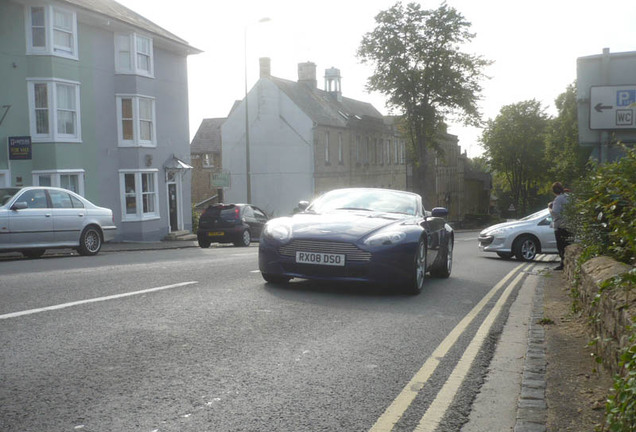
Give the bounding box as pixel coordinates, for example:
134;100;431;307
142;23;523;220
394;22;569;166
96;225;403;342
211;172;231;188
590;86;636;130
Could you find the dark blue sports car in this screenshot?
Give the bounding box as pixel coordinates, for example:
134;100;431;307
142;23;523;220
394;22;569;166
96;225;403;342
258;188;453;294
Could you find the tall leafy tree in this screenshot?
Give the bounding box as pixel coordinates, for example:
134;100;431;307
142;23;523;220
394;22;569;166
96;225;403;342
545;82;591;187
357;1;490;204
481;100;549;215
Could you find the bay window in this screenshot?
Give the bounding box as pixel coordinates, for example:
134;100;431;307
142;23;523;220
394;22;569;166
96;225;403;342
26;5;78;59
115;33;154;77
27;79;81;142
120;170;159;221
32;170;85;195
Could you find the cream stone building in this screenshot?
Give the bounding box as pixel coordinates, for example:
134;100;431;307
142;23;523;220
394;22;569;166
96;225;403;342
220;58;407;217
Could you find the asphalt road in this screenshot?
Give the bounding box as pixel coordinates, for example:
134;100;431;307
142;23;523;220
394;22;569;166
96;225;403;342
0;232;527;432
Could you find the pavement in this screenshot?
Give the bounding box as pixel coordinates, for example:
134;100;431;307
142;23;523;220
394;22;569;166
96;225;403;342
3;237;555;431
100;238;199;253
462;261;550;432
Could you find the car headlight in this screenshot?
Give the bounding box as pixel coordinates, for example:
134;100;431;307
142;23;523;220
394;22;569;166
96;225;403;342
364;231;406;247
263;219;292;242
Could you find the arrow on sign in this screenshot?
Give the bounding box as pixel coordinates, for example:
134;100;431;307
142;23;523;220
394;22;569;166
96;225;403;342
594;102;613;113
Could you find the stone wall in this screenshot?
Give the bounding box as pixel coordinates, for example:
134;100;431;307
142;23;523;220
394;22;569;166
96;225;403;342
564;244;635;374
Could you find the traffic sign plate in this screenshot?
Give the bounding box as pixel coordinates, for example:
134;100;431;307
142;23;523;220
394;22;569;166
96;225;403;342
590;86;636;130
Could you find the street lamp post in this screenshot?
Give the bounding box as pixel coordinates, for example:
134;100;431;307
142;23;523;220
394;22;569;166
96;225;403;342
244;17;270;204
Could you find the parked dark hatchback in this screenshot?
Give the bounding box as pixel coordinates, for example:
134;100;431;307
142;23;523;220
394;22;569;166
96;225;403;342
197;204;268;247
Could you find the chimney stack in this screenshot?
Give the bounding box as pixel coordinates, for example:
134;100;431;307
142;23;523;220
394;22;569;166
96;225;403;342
259;57;271;78
297;62;317;90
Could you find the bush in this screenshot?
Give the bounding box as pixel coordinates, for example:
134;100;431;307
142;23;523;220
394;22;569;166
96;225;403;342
192;204;201;233
573;145;636;432
569;145;635;266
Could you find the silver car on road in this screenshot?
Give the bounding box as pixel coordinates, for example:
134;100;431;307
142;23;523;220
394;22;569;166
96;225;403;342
0;186;116;258
478;208;557;261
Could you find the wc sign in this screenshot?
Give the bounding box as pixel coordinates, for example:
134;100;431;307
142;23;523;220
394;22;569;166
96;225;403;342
590;86;636;130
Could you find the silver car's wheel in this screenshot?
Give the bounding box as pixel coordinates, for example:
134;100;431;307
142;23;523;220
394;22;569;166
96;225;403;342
514;235;538;261
406;238;427;295
78;226;102;256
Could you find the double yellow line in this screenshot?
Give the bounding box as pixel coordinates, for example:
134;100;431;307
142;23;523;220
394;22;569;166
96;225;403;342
370;263;533;432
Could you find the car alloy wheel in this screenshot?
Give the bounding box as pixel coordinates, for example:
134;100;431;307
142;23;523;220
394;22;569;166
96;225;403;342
407;238;427;294
78;226;102;256
514;235;538;261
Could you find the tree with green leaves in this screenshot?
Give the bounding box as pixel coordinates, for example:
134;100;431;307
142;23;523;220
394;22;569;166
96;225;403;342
481;100;550;215
357;1;490;205
544;82;591;187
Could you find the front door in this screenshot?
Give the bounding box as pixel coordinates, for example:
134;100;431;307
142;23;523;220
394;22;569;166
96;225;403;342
168;183;178;232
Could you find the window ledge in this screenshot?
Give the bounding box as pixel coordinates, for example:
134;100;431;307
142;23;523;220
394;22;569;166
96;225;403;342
121;215;161;223
31;137;83;144
114;71;155;79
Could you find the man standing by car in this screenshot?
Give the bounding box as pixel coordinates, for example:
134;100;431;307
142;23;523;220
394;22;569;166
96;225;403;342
549;182;571;270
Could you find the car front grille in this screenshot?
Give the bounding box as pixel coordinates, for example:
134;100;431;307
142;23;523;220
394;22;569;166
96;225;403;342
278;240;371;262
281;263;368;278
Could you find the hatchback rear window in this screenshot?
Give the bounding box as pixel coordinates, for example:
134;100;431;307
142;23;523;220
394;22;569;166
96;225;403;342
206;205;240;220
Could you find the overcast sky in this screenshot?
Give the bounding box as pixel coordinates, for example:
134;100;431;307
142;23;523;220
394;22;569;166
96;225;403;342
117;0;636;158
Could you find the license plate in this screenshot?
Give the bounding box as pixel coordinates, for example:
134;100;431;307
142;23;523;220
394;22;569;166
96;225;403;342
207;231;224;237
296;251;345;266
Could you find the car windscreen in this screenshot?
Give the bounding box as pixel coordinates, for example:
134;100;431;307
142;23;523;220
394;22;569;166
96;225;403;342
0;188;19;206
307;189;419;215
521;209;549;221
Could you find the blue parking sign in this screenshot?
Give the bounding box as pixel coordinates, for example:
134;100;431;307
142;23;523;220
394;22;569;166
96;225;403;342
617;90;636;107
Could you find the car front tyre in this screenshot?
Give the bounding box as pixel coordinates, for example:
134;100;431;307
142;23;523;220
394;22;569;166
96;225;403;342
513;235;538;261
497;252;514;259
406;238;427;295
77;226;102;256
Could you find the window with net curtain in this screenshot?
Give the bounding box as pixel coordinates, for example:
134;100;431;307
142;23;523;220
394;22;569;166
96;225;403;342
122;171;158;219
117;96;155;146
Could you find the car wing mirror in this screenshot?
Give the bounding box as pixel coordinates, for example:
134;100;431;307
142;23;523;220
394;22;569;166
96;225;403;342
11;201;28;211
297;201;310;211
431;207;448;218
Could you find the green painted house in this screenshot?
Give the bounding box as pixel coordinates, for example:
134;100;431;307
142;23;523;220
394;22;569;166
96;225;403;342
0;0;200;241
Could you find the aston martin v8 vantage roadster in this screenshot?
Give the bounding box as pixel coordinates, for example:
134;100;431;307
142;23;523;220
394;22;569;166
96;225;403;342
258;188;454;294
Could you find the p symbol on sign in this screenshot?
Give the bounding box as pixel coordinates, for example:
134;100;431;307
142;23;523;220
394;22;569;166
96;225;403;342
617;90;636;107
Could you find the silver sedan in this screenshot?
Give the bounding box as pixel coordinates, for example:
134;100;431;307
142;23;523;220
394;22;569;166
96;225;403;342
478;208;557;261
0;187;116;258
